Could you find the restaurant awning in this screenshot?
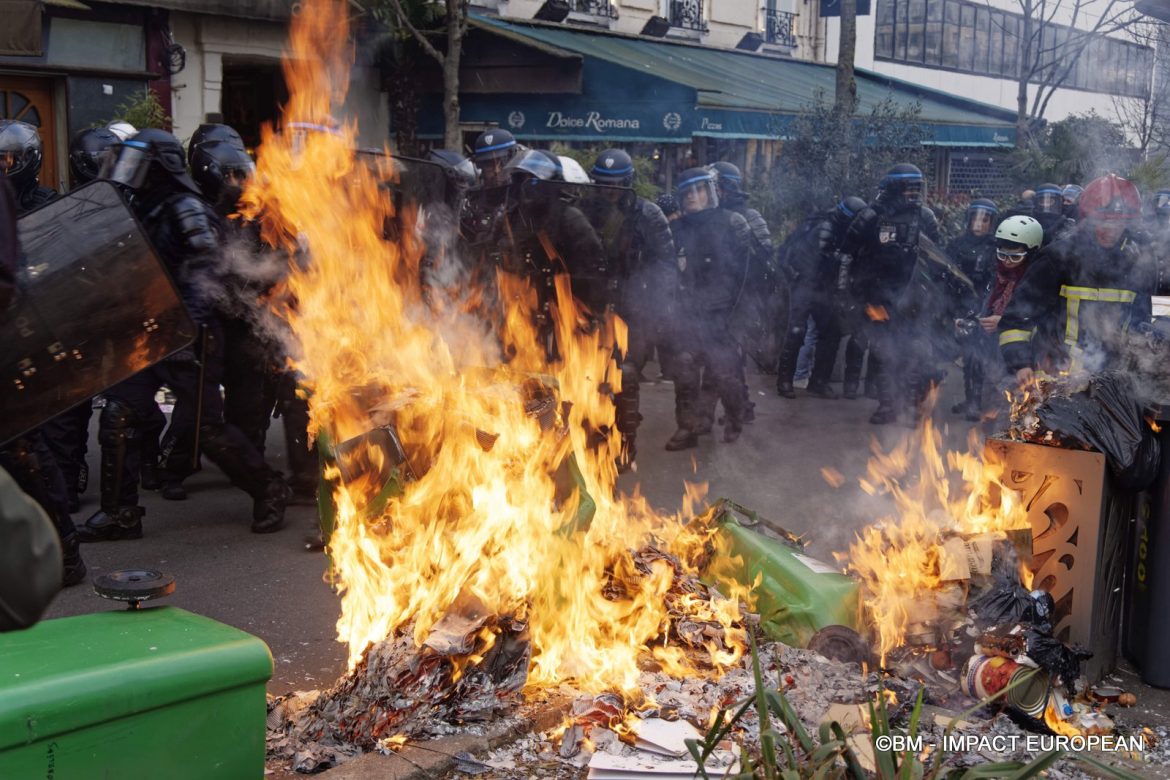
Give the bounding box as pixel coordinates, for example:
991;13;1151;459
421;16;1017;148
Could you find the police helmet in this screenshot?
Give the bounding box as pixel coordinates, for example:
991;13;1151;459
1153;189;1170;218
710;161;744;196
1034;183;1063;215
190;141;255;204
590;148;635;188
833;196;867;229
0;120;44;190
472;129;518;162
879;163;924;205
188;123;246;159
70;127;120;185
103;128;200;194
676;167;718;213
966;197;999;235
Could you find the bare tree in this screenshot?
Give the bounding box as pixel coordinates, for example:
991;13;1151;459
832;0;860;177
1113;19;1170;156
996;0;1142;146
379;0;468;150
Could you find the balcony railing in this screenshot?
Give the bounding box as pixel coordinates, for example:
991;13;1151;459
570;0;618;17
765;8;797;47
668;0;708;32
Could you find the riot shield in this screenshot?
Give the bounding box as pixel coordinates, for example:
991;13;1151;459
1;181;196;445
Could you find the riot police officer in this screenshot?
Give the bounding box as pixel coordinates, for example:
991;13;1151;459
710;161;774;418
472;128;520;189
841;163;941;424
69;127;121;186
1033;183;1075;245
1062;184;1084;220
947;198;999;418
493;149;607;360
588;148;677;470
79;129;289;541
776;196;865;398
0;120;56;212
1;161;85;585
665;168;750;449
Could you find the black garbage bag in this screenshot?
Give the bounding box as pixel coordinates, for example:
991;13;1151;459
1025;628;1092;694
1036;371;1161;491
971;583;1056;633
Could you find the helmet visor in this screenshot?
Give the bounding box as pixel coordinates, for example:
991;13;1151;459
104;143;150;189
677;177;717;213
1036;191;1061;214
967;207;995;236
1156;192;1170;212
222;161;255;188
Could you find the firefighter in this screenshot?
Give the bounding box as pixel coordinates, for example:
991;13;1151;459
665;168;750;450
776;197;865;398
80;129;289;541
841;163;941;424
999;174;1153;383
587;148;677;471
948;198;999;418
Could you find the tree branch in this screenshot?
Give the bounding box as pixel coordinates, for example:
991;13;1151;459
383;0;445;65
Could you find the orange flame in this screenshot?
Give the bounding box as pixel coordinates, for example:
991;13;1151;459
841;399;1030;662
243;0;743;695
865;304;889;322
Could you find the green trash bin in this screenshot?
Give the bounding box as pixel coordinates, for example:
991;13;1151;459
702;499;861;648
0;607;273;779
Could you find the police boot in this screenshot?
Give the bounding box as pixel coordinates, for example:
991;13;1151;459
79;506;145;542
806;381;838;399
60;531;88;586
665;428;698;451
776;380;796;399
869;401;898;425
252;475;291;534
843;381;860;400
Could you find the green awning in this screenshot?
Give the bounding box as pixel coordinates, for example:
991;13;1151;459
457;16;1017;147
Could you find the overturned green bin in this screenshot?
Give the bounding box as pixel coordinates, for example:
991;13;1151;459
0;607;272;779
702;499;861;648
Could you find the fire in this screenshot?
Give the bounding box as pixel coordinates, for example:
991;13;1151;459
865;304;889;322
243;0;743;695
842;401;1030;662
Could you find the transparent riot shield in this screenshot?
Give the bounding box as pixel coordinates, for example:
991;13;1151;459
1;181;196;444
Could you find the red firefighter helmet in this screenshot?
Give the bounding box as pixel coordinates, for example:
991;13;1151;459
1078;173;1141;222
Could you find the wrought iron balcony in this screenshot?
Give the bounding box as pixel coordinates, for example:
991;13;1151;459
570;0;618;17
668;0;708;32
765;8;797;47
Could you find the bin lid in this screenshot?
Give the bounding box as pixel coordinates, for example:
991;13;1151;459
0;607;273;749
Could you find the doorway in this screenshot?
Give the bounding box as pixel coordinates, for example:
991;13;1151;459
0;75;60;191
221;59;287;151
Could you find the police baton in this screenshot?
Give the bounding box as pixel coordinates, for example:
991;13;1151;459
190;323;209;472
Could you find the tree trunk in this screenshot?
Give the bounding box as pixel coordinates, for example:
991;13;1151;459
1016;0;1032;148
442;0;464;151
833;0;858;179
387;66;419;156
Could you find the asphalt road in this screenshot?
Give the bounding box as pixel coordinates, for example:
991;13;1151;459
43;360;1170;734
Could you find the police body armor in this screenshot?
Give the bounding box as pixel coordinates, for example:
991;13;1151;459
1;181;196;444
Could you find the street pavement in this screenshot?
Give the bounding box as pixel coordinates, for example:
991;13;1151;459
44;361;1170;736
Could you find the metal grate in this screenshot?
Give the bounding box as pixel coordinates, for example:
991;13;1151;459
668;0;708;32
570;0;618;17
946;153;1016;199
765;8;797;47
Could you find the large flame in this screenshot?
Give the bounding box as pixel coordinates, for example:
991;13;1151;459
243;0;743;694
843;406;1031;662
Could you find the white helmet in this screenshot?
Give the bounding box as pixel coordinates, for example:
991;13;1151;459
558;156;591;184
994;215;1043;249
106;121;138;142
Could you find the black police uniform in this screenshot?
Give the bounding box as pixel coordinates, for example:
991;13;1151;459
80;131;288;541
776;205;853;396
947;223;997;415
842;192;941;420
671;207;751;440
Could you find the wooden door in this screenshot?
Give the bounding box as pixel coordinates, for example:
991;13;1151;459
0;76;59;191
